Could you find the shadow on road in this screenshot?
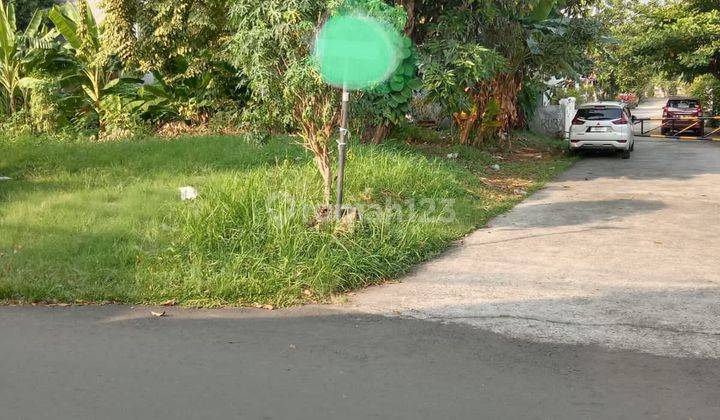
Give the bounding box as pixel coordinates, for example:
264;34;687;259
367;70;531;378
491;198;666;229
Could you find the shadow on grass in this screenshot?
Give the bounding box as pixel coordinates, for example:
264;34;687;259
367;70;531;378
0;135;308;180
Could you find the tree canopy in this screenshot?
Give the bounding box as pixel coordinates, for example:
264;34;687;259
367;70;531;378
630;0;720;81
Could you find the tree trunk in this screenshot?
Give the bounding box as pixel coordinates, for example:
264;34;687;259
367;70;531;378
372;123;391;144
399;0;415;37
459;110;479;145
313;152;333;208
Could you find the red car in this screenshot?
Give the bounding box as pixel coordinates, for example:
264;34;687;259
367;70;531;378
661;96;704;136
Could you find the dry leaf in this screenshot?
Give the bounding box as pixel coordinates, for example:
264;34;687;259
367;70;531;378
160;299;177;307
151;311;166;317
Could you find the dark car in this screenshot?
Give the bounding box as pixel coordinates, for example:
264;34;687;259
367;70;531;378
661;96;704;136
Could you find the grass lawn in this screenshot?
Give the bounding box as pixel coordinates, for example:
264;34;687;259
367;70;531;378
0;132;573;307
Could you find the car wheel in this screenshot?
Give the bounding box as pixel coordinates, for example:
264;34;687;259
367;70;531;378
661;127;668;135
621;149;631;159
630;142;635;152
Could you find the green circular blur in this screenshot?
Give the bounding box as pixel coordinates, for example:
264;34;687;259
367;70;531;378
314;14;402;91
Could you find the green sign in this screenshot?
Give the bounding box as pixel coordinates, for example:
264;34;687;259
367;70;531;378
314;15;402;90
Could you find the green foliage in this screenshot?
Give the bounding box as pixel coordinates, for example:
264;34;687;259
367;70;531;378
11;0;53;30
358;36;421;129
0;2;59;115
100;93;151;140
132;70;246;125
688;74;720;119
421;9;507;116
630;0;720;81
49;1;141;136
228;0;340;204
99;0;138;65
0;108;32;136
135;0;231;84
23;76;63;132
401;0;601;144
338;0;418;137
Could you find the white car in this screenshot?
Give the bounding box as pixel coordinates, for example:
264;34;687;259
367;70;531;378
568;102;635;159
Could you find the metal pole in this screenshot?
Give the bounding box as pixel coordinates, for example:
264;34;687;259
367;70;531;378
336;87;350;219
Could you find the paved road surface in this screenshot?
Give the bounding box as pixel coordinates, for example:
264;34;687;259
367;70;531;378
1;305;719;420
352;138;720;359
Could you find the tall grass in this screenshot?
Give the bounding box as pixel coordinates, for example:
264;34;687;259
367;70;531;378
0;134;571;306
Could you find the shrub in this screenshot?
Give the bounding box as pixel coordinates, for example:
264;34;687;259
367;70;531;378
25;76;64;133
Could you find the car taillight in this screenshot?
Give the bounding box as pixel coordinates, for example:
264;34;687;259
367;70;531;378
612;115;628;125
697;106;703;117
663;106;669;117
572;116;584;125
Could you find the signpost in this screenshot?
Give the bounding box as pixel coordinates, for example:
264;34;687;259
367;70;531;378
314;14;402;219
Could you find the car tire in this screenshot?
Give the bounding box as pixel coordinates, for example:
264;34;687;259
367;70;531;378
621;149;631;159
630;142;635;152
661;127;668;135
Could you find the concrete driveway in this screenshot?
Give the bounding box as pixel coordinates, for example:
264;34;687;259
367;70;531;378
351;138;720;358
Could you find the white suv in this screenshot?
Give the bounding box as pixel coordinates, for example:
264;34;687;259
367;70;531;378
568;102;635;159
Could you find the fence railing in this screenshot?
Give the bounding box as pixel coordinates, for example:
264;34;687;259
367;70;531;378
634;116;720;140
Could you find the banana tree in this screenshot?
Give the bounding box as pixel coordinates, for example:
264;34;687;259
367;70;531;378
0;1;58;115
49;0;127;133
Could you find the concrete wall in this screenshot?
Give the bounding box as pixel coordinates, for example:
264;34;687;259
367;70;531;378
529;97;576;139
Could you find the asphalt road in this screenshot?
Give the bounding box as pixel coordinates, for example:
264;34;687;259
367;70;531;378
1;305;719;420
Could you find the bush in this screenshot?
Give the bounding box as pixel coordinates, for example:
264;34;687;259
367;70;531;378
100;94;151;141
0;110;33;138
688;74;720;117
26;77;64;133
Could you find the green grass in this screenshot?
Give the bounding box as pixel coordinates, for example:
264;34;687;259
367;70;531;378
0;132;573;307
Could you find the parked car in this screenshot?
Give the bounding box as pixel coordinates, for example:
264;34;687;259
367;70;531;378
661;96;704;136
568;102;635;159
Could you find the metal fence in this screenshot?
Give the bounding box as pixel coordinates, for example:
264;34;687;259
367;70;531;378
635;116;720;141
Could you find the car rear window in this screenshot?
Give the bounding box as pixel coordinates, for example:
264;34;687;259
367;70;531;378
667;99;699;109
575;107;623;121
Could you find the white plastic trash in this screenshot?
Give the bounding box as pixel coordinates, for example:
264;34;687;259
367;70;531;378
179;186;198;201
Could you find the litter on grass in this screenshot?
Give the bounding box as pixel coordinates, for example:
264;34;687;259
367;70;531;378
179;186;198;201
